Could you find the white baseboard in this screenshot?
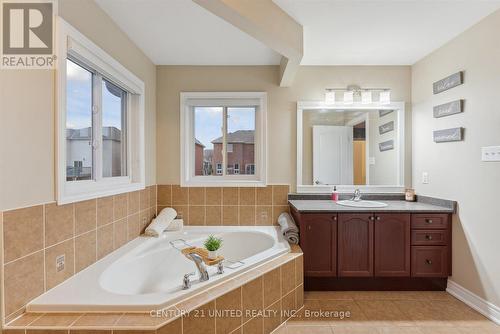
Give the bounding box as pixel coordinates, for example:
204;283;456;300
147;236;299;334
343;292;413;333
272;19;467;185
447;279;500;325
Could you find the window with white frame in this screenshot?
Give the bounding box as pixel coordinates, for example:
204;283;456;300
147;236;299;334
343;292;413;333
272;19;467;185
181;92;267;186
57;18;145;204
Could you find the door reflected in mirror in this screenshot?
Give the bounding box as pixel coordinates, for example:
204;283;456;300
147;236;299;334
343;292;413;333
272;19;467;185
301;108;402;187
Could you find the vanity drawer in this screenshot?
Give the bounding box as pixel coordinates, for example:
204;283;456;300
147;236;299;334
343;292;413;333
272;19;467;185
411;230;448;245
411;246;448;277
411;214;449;229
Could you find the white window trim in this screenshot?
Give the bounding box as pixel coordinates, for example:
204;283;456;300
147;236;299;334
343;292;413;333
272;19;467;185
180;92;267;187
56;17;145;204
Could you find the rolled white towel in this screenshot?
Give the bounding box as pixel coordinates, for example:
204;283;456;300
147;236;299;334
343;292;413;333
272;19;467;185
145;208;177;237
277;212;299;244
165;218;183;231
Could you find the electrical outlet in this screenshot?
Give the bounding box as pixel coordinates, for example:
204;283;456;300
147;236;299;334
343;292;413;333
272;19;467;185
422;172;429;184
482;146;500;162
56;254;65;272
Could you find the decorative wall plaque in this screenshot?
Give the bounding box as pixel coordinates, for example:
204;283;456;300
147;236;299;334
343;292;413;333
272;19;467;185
379;140;394;152
433;127;464;143
433;71;463;94
379;110;393;117
433;100;463;118
379;121;394;134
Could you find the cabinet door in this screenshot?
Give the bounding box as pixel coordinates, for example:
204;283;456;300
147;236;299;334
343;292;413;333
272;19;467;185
374;213;411;277
299;214;337;277
338;213;374;277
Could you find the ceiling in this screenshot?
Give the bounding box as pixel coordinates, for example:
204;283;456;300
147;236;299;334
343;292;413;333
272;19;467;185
96;0;500;66
94;0;281;65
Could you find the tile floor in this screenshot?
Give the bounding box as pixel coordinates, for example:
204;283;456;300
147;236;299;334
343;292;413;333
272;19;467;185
278;291;500;334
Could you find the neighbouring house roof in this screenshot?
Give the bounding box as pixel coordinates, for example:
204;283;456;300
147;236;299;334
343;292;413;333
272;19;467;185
66;127;122;141
195;139;205;148
211;130;254;144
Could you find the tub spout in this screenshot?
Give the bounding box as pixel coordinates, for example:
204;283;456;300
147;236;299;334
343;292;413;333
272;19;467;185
187;253;209;282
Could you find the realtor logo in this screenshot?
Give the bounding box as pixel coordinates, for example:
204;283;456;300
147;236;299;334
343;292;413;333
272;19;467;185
1;0;55;69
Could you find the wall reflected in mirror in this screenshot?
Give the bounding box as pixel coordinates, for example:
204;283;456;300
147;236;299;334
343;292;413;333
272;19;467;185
302;109;400;186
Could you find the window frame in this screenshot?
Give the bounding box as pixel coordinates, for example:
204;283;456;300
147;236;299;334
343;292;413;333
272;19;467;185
180;92;267;187
56;18;145;204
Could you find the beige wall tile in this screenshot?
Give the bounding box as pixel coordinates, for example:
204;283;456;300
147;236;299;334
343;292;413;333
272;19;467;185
140;189;150;210
239;187;256;205
242;277;263;323
149;185;157;208
173;205;189;225
206;187;222;205
28;330;72;334
295;285;304;309
115;312;165;327
216;287;242;334
242;316;263;334
97;224;114;259
272;185;289;206
4;251;44;316
127;213;141;240
75;199;96;235
189;187;205;205
263;300;281;334
295;256;304;287
30;313;81;327
114;218;128;249
3;205;43;262
223;206;239;225
282;291;296;321
206;206;222;226
263;268;281;308
45;239;75;290
157;318;182;334
239;206;256;226
255;206;273;226
140;209;150;232
97;196;114;227
256;187;272;205
223;187;239;205
8;313;43;326
128;191;140;214
281;260;296;296
189;206;205;226
157;185;171;206
183;301;216;334
172;185;188;205
71;330;113;334
113;194;128;220
45;203;74;247
75;230;96;273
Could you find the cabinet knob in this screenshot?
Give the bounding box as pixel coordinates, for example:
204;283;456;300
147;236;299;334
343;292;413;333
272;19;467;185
425;235;433;240
425;259;433;265
376;216;381;221
332;216;337;221
425;219;433;224
307;225;312;230
369;216;375;221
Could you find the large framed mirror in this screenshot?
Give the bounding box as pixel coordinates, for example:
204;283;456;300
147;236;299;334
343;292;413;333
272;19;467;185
296;101;406;193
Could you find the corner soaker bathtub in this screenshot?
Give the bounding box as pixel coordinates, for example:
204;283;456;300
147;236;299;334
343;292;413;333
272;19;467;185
27;226;290;313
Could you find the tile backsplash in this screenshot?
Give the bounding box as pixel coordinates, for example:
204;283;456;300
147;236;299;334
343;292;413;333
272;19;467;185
157;185;290;226
1;186;157;322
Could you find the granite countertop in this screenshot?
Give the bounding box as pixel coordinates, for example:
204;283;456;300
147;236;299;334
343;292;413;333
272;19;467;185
288;200;454;213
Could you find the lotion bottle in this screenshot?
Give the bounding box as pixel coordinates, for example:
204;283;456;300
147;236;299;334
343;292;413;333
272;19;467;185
331;186;339;202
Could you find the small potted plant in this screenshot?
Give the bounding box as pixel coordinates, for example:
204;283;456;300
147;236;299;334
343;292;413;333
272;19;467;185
204;235;223;260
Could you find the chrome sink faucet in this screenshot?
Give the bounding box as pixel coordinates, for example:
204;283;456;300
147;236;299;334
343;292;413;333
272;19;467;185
187;253;209;282
352;188;362;202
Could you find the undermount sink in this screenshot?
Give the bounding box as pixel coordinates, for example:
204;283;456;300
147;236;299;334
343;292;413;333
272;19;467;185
337;200;388;208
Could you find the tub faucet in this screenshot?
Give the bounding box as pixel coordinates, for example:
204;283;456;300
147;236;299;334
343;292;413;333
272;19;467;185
187;253;209;282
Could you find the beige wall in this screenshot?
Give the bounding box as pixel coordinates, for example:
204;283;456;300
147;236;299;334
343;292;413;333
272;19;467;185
412;10;500;306
0;0;156;211
157;65;412;189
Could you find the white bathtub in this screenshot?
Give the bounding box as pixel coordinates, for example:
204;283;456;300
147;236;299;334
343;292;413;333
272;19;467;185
27;226;290;312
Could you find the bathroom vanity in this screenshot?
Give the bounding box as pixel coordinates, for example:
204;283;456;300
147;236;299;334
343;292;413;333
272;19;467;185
289;199;454;291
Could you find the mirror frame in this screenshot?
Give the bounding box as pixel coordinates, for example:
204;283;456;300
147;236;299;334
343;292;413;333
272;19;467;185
296;100;406;194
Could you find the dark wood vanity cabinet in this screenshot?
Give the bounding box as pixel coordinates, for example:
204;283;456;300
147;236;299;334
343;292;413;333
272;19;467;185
298;213;337;277
293;208;452;289
338;213;374;277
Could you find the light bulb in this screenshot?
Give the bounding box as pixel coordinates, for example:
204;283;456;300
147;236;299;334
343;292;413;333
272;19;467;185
325;90;336;104
380;90;391;105
361;91;372;104
343;91;354;105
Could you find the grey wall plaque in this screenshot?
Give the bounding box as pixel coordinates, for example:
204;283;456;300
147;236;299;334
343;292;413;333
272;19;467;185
379;110;393;117
433;100;463;118
379;140;394;151
433;127;464;143
379;121;394;134
433;71;463;94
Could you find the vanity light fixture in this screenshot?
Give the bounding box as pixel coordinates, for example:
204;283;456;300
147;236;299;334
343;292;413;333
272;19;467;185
324;86;391;105
325;90;336;104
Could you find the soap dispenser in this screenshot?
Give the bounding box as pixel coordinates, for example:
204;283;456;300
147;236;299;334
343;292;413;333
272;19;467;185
331;186;339;202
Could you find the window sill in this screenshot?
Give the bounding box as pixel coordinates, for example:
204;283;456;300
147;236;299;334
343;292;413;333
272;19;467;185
58;181;145;204
181;177;266;188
